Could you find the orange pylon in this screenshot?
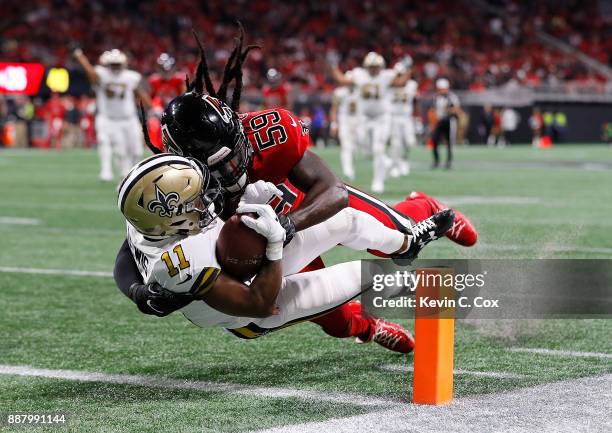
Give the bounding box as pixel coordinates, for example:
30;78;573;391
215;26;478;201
412;267;455;405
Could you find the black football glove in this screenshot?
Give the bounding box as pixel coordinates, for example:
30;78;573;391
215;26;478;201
278;213;296;246
128;282;195;317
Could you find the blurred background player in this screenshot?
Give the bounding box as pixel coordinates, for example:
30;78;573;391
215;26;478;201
149;53;185;111
431;78;460;170
73;47;151;181
44;93;65;150
529;107;544;148
389;59;419;178
331;52;410;193
148;53;186;149
262;68;292;109
329;71;360;181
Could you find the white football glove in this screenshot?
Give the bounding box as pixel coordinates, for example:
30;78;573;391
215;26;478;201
237;204;286;261
239;180;284;206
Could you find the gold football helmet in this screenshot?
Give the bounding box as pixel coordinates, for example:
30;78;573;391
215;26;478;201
99;49;127;67
363;51;385;68
118;154;223;238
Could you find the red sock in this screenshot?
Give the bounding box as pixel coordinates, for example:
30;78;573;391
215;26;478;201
393;197;433;222
310;303;371;338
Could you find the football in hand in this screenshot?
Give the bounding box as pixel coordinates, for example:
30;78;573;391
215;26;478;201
216;213;266;281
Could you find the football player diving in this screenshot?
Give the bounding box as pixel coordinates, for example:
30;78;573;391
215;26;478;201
119;153;453;349
114;24;478;353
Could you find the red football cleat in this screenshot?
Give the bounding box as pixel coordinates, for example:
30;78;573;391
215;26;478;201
408;191;478;247
350;302;415;354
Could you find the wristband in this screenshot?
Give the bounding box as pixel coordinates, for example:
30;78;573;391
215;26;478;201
278;213;296;246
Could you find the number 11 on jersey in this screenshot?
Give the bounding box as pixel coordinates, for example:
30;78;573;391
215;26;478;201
161;245;190;277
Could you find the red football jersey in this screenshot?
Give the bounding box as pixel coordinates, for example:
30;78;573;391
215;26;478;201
149;73;185;108
239;108;311;212
262;83;291;108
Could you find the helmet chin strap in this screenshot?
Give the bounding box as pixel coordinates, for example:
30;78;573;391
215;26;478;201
225;173;248;194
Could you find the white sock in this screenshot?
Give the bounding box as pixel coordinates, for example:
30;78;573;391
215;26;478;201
339;208;406;254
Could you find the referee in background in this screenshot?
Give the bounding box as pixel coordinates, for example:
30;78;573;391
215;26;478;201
431;78;460;169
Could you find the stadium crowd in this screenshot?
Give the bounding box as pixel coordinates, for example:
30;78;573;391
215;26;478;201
1;0;610;148
2;0;610;96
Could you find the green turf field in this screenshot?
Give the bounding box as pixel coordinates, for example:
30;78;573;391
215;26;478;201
0;145;611;432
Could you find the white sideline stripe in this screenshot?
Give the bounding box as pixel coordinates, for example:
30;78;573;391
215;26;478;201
0;267;112;278
476;243;612;255
252;374;612;433
509;347;612;360
0;216;41;225
3;202;116;212
0;365;399;408
384;196;541;206
379;364;526;379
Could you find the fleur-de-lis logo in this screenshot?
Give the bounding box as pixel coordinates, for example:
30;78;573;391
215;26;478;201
148;185;180;218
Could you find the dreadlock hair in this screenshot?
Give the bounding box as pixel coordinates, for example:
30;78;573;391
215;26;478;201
190;21;259;111
138;21;258;155
138;101;161;154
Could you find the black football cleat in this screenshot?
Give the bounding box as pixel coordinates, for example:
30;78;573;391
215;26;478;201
392;208;455;263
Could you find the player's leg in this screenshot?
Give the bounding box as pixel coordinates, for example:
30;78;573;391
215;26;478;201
402;117;416;175
447;117;456;169
346;185;419;257
111;120;131;177
231;262;415;353
346;185;477;250
338;118;355;180
127;117;144;167
431;123;442;169
95;115;113;181
399;192;478;246
283;203;453;274
255;261;365;330
388;116;403;178
116;118;143;176
371;114;391;193
298;258;374;343
281;207;407;275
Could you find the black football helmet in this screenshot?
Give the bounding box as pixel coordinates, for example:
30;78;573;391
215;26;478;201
161;92;252;195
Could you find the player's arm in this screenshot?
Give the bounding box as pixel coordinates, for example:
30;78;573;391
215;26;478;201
330;65;354;87
201;261;282;318
390;58;412;87
113;240;194;316
391;70;410;87
135;79;152;109
201;204;285;317
329;93;339;137
73;48;99;85
287;150;348;231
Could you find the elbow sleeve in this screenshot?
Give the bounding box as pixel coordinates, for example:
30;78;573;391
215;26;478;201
113;240;143;300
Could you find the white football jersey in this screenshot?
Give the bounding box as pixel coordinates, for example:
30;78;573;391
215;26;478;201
391;79;418;117
94;66;141;119
127;222;248;328
333;86;360;120
351;67;396;118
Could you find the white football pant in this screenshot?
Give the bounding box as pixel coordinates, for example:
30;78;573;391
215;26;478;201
363;114;391;193
96;115;143;180
338;116;361;180
390;115;416;176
